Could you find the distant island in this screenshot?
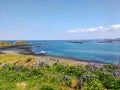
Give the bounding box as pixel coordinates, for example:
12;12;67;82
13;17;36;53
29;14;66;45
68;40;92;44
97;38;120;43
68;38;120;44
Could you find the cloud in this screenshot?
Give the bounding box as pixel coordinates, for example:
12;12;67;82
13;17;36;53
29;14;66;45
68;24;120;33
110;24;120;29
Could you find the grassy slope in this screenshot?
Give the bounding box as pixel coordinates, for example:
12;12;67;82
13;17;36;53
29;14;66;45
0;54;120;90
0;41;11;46
0;40;28;47
0;54;35;67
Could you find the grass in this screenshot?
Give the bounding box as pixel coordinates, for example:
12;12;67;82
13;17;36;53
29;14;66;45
0;40;28;47
13;40;29;45
0;54;35;67
0;41;11;46
0;54;120;90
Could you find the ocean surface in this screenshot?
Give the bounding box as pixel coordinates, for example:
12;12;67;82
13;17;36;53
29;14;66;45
7;40;120;64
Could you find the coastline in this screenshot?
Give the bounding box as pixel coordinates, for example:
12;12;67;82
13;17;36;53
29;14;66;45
0;45;110;66
35;55;108;66
0;48;110;66
45;54;109;64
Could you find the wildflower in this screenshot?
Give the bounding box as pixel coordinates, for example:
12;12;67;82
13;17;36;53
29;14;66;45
88;65;94;72
76;77;84;89
87;62;92;66
82;74;94;80
36;60;45;67
14;67;19;72
95;65;106;71
118;62;120;66
39;62;45;67
114;72;120;77
76;77;80;81
63;75;69;81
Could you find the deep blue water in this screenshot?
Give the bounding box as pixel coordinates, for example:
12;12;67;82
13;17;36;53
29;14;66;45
6;40;120;64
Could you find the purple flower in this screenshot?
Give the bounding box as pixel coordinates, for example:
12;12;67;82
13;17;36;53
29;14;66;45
114;72;120;77
82;74;94;80
36;60;45;67
118;62;120;66
14;67;19;72
63;75;69;81
39;62;45;67
88;65;94;72
76;77;80;81
95;65;106;71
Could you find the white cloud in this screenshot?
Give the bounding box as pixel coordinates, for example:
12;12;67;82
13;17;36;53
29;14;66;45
110;24;120;29
68;29;79;33
68;24;120;33
87;28;97;32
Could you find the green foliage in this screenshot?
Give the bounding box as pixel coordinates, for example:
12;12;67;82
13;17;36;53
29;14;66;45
40;84;54;90
0;41;11;46
13;40;29;45
0;62;120;90
0;40;28;47
98;72;120;89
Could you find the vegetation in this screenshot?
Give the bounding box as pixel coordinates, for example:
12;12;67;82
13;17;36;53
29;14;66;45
13;40;29;45
0;41;11;46
0;54;120;90
0;54;35;66
0;40;29;47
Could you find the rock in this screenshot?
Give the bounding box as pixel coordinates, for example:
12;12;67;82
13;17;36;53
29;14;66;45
25;58;32;63
39;51;47;56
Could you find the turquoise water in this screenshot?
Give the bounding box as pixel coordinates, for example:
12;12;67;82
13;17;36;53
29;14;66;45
7;40;120;64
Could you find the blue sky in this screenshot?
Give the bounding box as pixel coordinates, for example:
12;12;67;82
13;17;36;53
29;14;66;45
0;0;120;40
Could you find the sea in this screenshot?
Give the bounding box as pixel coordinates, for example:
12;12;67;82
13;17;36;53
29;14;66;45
6;40;120;64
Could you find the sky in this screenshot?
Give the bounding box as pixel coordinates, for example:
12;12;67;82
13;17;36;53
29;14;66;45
0;0;120;40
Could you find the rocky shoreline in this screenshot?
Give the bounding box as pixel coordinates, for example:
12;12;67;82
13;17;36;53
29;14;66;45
0;44;112;66
0;44;111;65
0;44;34;55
